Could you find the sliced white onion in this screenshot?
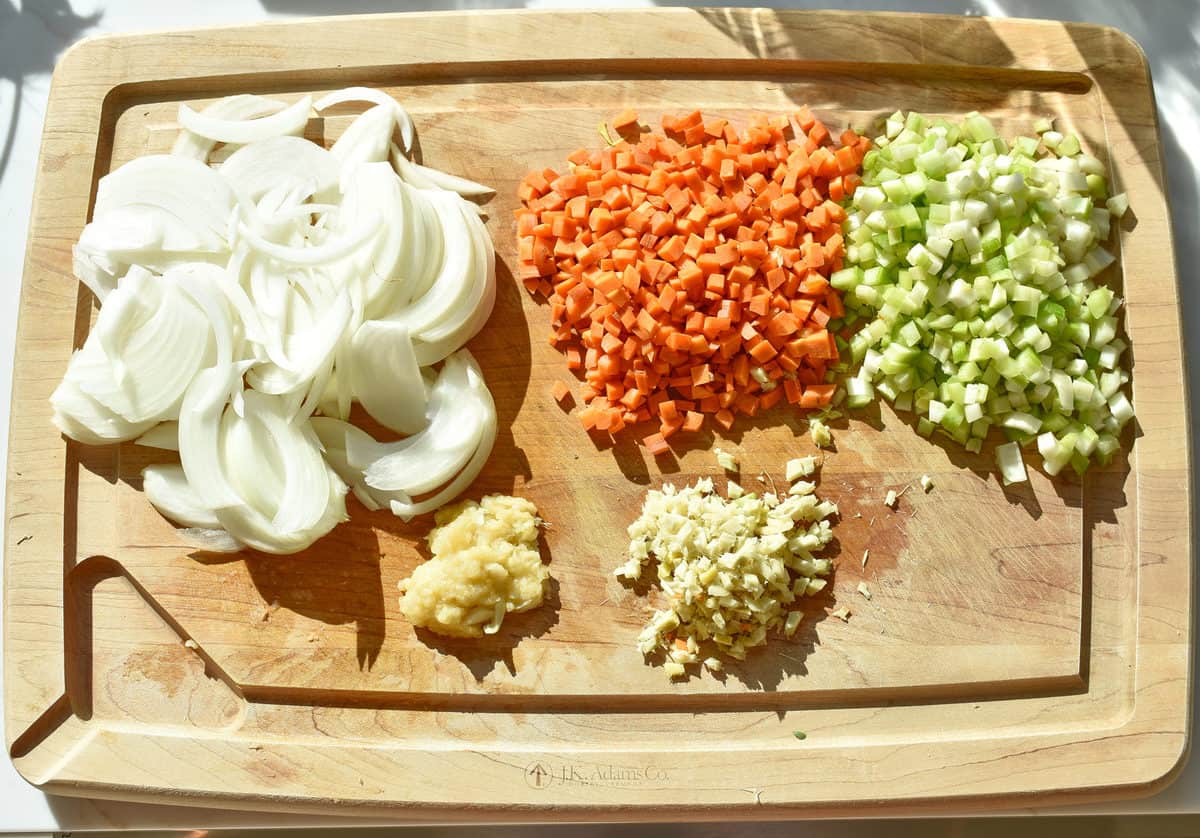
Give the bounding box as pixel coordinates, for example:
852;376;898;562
390;145;439;190
65;271;214;424
359;351;492;494
292;355;333;423
173;94;287;161
329;104;395;171
143;463;221;529
388;412;495;523
166;263;240;368
236;212;379;266
391;179;443;308
92;265;157;386
391;146;493;197
219;135;341;205
92;155;236;253
177;95;312;146
316;86;415;152
179;369;348;554
237;390;334;534
389;361;497;522
71;244;122;302
50;377;156;444
410;198;496;364
177;527;245;554
338;161;409;305
178;366;247;511
246;292;352;396
347;320;428;435
135;421;180;451
383;190;475;337
309;416;386;511
57;86;501;548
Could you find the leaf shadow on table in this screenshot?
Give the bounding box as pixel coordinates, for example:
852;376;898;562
0;0;101;186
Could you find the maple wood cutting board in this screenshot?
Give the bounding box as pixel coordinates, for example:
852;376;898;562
4;8;1192;819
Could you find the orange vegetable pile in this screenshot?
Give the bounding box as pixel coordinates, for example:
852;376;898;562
517;108;869;455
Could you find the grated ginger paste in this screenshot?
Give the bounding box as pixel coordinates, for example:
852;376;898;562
399;495;549;638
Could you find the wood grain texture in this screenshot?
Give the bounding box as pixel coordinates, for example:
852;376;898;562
3;8;1190;818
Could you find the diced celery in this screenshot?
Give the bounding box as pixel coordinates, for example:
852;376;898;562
845;376;875;408
996;441;1028;484
1002;412;1043;435
1108;391;1134;425
840;110;1132;477
831;266;864;290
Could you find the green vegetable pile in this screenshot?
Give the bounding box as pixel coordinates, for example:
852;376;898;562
833;111;1133;482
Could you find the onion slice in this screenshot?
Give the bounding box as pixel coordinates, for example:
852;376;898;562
179;369;348;554
173;94;287;161
64;269;215;424
316;86;415;152
236;213;379;266
347;320;428;435
356;350;494;496
329;105;394;171
383;190;476;337
338;162;409;305
411;198;496;365
246;292;353;396
178;95;312;145
143;464;221;529
310;416;386;511
389;412;496;522
392;147;494;197
93;155;236;253
50;377;156;444
135;421;180;451
219;136;341;205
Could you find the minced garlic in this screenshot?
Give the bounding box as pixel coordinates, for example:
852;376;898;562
714;447;739;472
809;417;832;448
616;477;837;676
398;495;548;638
786;456;819;481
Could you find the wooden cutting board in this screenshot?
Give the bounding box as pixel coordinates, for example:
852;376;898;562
4;8;1191;818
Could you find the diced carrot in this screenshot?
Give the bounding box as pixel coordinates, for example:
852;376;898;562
643;432;671;456
657;235;686;262
769;193;801;219
748;339;777;363
612;109;639;131
760;387;783;410
551;380;572;403
807;383;836;404
519;107;860;439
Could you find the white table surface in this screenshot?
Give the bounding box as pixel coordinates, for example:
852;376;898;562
1;0;1197;831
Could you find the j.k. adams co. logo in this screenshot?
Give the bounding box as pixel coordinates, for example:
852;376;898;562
524;760;668;789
